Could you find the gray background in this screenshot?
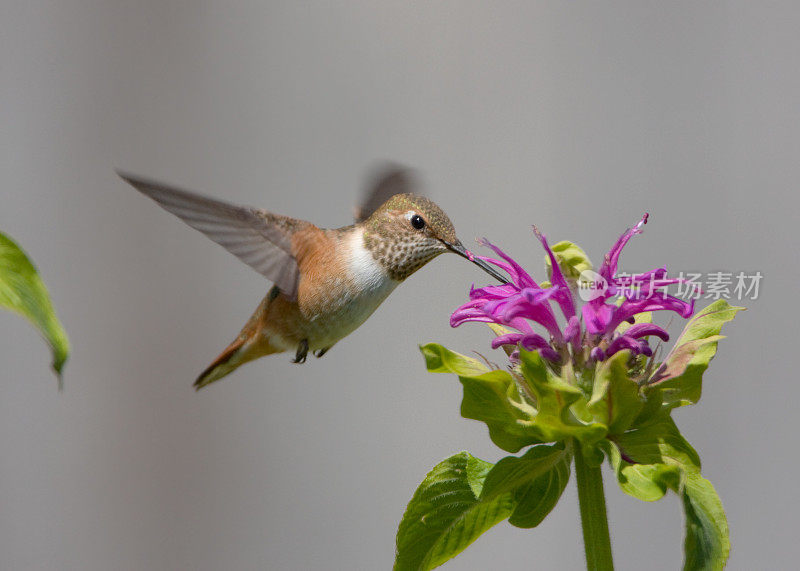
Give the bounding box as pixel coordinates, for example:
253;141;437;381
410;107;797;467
1;2;795;570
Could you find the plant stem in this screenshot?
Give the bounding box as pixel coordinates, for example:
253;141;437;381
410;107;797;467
573;440;614;571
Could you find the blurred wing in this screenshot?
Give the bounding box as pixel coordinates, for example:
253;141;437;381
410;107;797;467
354;164;420;222
118;171;303;300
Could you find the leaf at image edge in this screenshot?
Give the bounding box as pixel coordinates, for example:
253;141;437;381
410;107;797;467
0;231;69;383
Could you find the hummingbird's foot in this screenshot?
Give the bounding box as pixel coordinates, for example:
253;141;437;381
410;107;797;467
314;347;330;358
292;339;309;364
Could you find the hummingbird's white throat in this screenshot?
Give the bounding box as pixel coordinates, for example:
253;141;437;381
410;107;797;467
348;227;399;292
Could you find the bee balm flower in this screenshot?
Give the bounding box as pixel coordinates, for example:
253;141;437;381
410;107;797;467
451;214;694;364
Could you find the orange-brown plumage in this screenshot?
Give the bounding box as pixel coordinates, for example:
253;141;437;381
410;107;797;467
292;226;351;317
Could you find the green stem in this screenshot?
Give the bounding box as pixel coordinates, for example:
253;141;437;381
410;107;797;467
573;440;614;571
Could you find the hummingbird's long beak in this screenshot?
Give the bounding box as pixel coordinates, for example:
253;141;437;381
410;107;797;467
445;240;508;283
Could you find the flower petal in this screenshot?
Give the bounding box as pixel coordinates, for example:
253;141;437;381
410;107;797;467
624;323;670;341
599;213;648;281
490;333;524;349
538;347;562;362
502;298;563;340
605;335;642;357
450;306;494;327
637;340;654;357
564;316;581;344
590;347;606;362
476;239;537;288
582;302;615;335
534;227;577;320
519;333;553;351
609;294;694;332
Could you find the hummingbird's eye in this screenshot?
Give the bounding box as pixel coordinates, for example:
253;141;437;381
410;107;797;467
410;214;426;230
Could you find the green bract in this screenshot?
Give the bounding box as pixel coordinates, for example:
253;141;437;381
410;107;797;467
546;240;593;282
649;301;744;409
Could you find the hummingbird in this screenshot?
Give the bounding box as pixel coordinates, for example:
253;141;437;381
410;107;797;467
118;167;506;389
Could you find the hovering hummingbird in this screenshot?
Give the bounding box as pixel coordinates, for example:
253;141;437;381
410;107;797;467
118;167;506;389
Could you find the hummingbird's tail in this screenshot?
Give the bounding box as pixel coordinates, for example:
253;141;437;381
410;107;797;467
194;335;246;389
194;336;280;390
194;291;285;389
194;334;283;389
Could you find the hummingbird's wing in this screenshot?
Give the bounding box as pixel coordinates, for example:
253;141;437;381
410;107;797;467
118;171;303;300
354;165;420;222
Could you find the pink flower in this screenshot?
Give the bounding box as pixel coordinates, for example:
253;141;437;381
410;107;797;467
451;214;694;363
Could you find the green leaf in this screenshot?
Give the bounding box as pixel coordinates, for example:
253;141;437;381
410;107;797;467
629;390;663;429
545;240;593;281
605;415;729;569
519;349;607;445
420;343;489;377
681;474;730;571
605;441;681;502
605;413;700;501
459;370;543;452
0;231;69;383
480;443;571;529
421;343;542;452
395;445;574;570
394;452;513;571
648;300;744;408
588;350;643;434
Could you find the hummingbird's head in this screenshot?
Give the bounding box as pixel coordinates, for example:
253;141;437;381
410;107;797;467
364;194;507;283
